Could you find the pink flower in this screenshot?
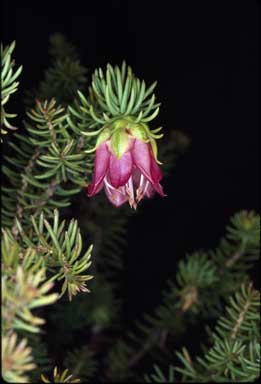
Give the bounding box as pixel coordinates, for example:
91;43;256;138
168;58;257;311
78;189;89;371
87;137;166;208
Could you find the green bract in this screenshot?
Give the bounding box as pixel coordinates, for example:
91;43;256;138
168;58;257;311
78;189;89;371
110;129;130;159
82;114;164;164
96;127;111;147
126;122;148;141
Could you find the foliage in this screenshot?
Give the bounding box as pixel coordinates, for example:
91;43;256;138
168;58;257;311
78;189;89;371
1;41;22;135
15;209;93;300
2;98;91;233
41;367;80;383
104;211;260;382
1;33;259;383
26;33;88;106
2;227;59;334
146;283;260;382
67;61;161;132
145;364;176;383
26;333;52;382
63;346;98;382
1;208;93;381
49;276;118;333
105;339;137;382
2;333;36;383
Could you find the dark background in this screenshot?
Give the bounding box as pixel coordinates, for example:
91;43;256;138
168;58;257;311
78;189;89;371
2;1;259;320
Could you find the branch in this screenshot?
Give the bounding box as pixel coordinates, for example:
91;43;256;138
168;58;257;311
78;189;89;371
11;147;42;237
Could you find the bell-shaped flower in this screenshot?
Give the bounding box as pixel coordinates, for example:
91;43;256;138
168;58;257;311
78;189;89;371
87;121;166;208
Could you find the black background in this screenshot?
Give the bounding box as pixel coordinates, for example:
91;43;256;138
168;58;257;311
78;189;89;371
2;1;259;322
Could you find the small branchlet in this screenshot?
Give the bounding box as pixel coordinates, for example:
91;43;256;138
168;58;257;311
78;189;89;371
2;228;58;334
25;33;88;106
105;211;260;381
145;284;260;382
14;209;94;301
67;61;161;135
2;332;36;383
2;98;93;231
63;346;98;382
41;366;80;383
1;41;23;135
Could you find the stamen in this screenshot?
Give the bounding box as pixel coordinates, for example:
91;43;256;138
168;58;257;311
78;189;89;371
136;187;143;203
128;177;135;198
136;179;150;203
139;174;145;189
104;176;116;191
104;176;125;196
126;177;137;209
136;173;149;202
143;180;150;195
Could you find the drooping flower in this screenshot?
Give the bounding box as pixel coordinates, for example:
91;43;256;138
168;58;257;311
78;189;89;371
86;118;166;208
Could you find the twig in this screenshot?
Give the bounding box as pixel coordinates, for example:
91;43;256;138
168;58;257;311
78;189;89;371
128;329;162;368
225;250;244;268
11;148;41;238
231;283;255;339
32;178;58;218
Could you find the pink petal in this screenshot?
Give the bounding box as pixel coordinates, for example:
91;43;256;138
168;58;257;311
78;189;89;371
149;155;166;196
150;151;163;183
87;142;110;196
131;139;153;183
109;151;133;188
152;182;166;197
132;140;166;197
131;167;141;188
104;180;128;207
144;182;155;198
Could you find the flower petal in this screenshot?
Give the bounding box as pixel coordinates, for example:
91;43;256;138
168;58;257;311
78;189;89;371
132;139;166;197
144;181;155;198
150;151;163;183
152;182;166;197
132;167;141;188
104;178;128;207
87;142;110;196
149;150;166;196
131;139;153;182
109;151;133;188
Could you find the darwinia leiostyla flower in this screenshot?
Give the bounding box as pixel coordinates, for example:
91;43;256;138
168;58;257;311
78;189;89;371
71;62;167;208
87;118;166;208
